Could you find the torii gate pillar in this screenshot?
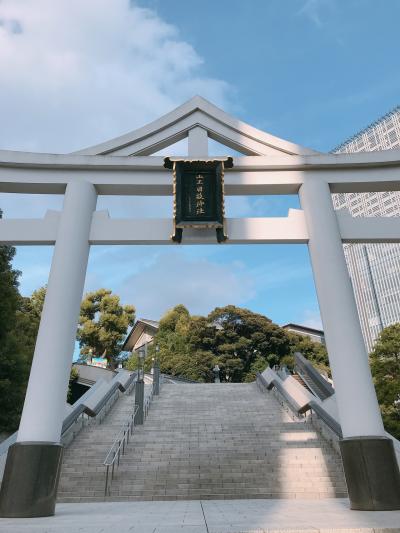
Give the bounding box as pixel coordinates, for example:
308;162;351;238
0;180;97;518
300;177;400;510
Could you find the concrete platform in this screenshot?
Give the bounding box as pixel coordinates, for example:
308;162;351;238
0;498;399;532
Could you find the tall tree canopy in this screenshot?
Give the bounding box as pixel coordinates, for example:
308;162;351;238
0;210;20;342
77;288;135;368
132;304;328;384
0;208;26;433
205;306;292;382
145;305;214;381
370;323;400;439
0;273;50;431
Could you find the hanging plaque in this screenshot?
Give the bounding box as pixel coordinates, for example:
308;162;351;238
164;157;233;243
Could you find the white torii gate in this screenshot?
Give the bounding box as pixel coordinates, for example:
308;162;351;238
1;96;400;516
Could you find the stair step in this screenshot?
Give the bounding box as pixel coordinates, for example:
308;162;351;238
58;383;346;501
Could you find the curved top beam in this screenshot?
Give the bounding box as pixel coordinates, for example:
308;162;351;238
1;148;400;196
73;95;319;157
1;147;400;170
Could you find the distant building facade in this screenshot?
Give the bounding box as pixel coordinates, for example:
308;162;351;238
332;106;400;352
282;323;325;344
122;318;159;355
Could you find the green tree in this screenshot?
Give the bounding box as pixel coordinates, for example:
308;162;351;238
0;212;20;342
12;287;46;368
139;304;308;383
0;208;26;432
279;333;330;378
153;305;209;379
126;305;215;382
206;305;292;382
369;324;400;439
68;366;79;402
77;288;135;368
0;283;49;432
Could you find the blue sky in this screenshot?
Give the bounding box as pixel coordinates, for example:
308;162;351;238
1;0;400;333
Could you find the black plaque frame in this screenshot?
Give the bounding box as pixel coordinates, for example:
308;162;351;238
164;157;233;243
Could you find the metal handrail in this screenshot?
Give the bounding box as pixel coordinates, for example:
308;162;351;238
308;400;343;438
256;372;342;437
294;352;334;400
102;379;161;497
63;372;137;435
103;404;139;497
63;377;135;439
256;373;303;414
144;384;154;419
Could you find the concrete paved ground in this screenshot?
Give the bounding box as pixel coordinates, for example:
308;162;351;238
0;498;399;533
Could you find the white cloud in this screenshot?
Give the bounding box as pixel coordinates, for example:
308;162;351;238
116;251;255;318
297;0;333;28
84;243;313;321
0;0;230;153
225;196;300;219
249;259;311;291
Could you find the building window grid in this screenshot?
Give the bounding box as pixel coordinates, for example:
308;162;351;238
349;267;369;340
365;247;384;322
385;252;400;321
378;268;391;322
332;106;400;351
345;245;378;349
372;246;400;325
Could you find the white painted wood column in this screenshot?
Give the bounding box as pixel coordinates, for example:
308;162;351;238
299;177;385;438
17;180;97;443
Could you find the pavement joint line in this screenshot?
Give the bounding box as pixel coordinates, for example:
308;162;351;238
200;500;210;533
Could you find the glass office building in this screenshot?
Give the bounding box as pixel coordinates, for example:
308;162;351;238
332;106;400;352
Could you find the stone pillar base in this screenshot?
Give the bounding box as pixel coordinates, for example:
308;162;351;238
0;442;63;518
340;436;400;510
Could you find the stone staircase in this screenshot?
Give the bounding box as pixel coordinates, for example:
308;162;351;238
292;372;312;392
57;382;348;502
